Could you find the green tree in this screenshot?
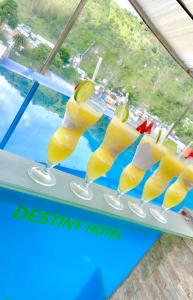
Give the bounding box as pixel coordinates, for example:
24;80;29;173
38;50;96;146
52;52;62;68
58;47;70;65
0;0;19;28
0;14;5;25
61;66;80;84
175;123;193;144
31;44;62;68
7;14;18;28
0;29;7;44
31;44;50;63
127;87;139;105
13;33;26;49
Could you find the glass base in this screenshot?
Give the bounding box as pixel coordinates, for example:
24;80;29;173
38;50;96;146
70;181;93;200
104;193;124;211
150;208;167;224
128;201;146;218
28;166;56;187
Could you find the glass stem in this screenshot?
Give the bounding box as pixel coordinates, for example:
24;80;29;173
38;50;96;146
84;176;93;189
140;198;146;208
140;201;144;208
160;205;168;216
116;189;123;203
44;162;55;174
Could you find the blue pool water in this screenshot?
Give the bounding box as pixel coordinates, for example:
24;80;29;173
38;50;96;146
0;66;193;299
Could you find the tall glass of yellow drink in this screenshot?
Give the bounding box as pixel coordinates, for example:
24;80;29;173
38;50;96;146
150;162;193;223
47;98;102;165
142;151;185;201
105;135;166;211
28;80;103;186
70;115;139;200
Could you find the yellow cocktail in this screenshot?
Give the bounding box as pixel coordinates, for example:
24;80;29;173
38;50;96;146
28;80;102;187
164;164;193;209
119;164;145;192
114;135;166;216
87;117;139;181
119;135;166;193
150;163;193;223
142;152;185;201
86;147;114;181
48;98;102;165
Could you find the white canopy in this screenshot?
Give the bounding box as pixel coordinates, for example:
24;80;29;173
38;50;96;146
129;0;193;78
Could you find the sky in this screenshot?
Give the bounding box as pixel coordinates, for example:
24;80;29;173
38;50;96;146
114;0;139;16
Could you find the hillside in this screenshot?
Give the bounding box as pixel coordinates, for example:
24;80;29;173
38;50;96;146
14;0;193;142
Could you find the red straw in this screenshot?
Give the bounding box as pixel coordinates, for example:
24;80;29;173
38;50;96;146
136;120;147;134
146;122;154;134
136;120;154;134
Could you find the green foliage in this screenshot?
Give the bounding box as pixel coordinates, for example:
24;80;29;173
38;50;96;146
60;66;80;84
30;44;62;68
30;44;50;63
127;87;139;106
51;52;62;69
58;47;70;65
0;0;19;28
13;33;26;48
0;29;7;44
149;95;184;123
7;13;18;28
175;123;193;144
19;45;31;56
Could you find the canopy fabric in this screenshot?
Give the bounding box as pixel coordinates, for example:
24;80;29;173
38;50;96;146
129;0;193;78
